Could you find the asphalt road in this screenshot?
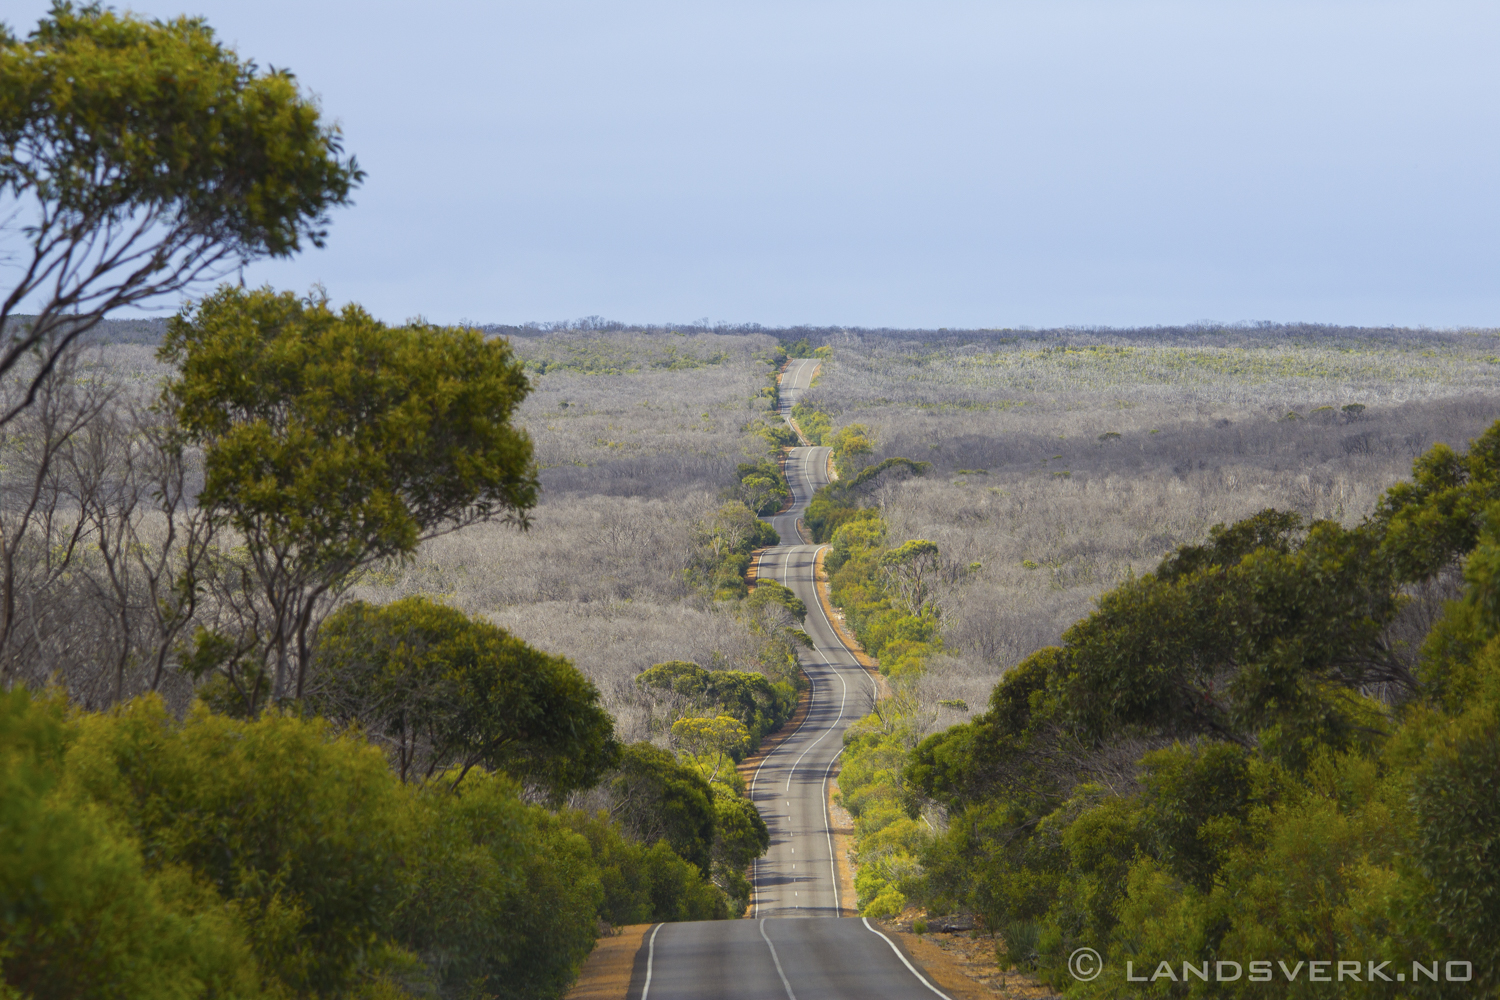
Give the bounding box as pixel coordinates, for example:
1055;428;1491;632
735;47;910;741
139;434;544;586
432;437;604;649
750;357;875;919
628;360;951;999
637;918;953;1000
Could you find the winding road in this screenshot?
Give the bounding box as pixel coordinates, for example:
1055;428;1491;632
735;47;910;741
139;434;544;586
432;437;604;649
632;359;954;999
751;358;874;920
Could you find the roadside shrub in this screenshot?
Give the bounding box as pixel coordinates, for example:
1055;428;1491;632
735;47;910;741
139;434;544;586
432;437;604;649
0;690;264;1000
62;697;412;997
398;771;602;1000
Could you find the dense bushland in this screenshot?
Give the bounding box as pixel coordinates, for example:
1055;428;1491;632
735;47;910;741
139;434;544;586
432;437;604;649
637;660;796;754
789;328;1500;995
733;459;792;517
344;329;809;748
805;457;933;543
830;424;1500;996
900;425;1500;995
792;400;833;447
8;295;1500;995
0;307;800;996
0;688;731;999
806;329;1498;664
0;320;803;743
819;504;948;918
306;596;618;792
0;10;804;992
778;328;1500;786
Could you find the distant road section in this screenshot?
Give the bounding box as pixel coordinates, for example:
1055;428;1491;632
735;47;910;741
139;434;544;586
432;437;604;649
751;357;875;918
624;360;953;998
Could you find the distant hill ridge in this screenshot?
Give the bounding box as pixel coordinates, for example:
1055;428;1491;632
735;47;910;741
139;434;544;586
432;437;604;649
9;314;1495;350
3;315;168;345
484;318;1499;349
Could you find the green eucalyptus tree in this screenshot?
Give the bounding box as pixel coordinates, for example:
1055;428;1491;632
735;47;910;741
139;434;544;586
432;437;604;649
0;2;361;423
880;539;941;617
310;597;617;796
671;714;750;783
162;286;539;704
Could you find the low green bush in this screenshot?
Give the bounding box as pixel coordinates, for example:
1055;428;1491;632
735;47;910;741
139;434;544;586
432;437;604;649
0;691;733;1000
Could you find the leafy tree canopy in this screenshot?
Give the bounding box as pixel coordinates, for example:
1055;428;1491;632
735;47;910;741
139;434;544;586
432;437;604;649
900;427;1500;989
312;597;618;796
881;539;942;617
637;660;716;697
911;507;1403;819
1375;420;1500;582
671;715;751;782
1;688;643;998
746;578;806;623
734;460;791;516
637;661;794;746
608;742;717;877
828;422;874;476
560;810;728;925
805;458;930;543
0;689;264;999
709;792;770;906
63;695;408;997
162;286;539;701
0;2;361;421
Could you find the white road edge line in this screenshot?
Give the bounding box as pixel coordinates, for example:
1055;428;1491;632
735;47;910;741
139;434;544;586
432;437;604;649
861;918;956;1000
639;923;663;1000
807;540;879;709
751;430;864;921
759;919;799;1000
821;743;847;915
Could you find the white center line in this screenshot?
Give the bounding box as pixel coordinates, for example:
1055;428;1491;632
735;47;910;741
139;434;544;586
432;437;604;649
759;919;798;1000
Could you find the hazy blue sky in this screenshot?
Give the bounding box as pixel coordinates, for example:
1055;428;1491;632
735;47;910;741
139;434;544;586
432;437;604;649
9;1;1500;327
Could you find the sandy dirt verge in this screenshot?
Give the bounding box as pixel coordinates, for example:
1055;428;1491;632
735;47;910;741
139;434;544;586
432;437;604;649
827;774;858;916
873;920;1061;999
563;924;651;1000
813;547;889;697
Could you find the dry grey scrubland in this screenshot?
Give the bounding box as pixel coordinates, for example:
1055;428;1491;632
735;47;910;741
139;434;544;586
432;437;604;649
345;330;788;744
0;340;199;709
803;325;1500;737
12;320;1496;760
0;327;790;745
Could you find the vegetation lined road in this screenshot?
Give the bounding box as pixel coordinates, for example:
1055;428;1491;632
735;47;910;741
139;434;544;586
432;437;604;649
630;359;954;998
21;3;1500;993
749;357;876;918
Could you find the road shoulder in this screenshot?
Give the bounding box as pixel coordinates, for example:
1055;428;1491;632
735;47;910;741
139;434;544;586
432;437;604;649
563;924;652;1000
827;771;858;916
873;921;1060;1000
812;546;888;695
